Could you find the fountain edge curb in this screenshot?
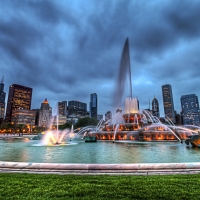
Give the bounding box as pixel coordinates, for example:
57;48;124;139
1;162;200;174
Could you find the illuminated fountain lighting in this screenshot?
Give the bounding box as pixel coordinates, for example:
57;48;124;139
84;106;197;142
124;97;139;114
39;125;77;146
38;103;77;146
106;97;185;143
41;129;70;146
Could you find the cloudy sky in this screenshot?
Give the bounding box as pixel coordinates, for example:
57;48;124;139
0;0;200;117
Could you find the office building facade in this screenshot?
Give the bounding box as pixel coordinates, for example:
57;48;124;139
0;76;6;123
90;93;97;119
11;109;36;126
51;115;67;126
162;84;176;123
68;100;87;117
5;84;32;122
180;94;200;125
58;101;67;116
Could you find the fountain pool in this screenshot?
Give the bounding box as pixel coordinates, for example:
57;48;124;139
0;138;199;164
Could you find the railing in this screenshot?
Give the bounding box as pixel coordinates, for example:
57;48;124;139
0;133;38;137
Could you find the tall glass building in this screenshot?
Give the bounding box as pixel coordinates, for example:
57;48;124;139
5;84;32;122
180;94;200;125
90;93;97;119
0;76;6;123
162;84;176;123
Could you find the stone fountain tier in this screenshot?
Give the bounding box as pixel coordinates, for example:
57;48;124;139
1;161;200;174
91;121;195;141
123;113;144;124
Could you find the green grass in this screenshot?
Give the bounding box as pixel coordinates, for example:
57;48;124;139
0;173;200;199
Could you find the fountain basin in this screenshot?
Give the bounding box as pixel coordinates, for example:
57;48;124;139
0;138;200;164
1;136;200;174
84;135;97;142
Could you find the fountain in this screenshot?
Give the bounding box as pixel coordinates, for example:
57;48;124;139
41;130;69;146
73;38;198;143
34;103;75;146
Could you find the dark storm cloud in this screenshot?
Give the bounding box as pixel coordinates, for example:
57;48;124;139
167;1;200;36
0;19;42;72
27;0;80;27
1;0;200;115
28;1;64;23
129;1;200;58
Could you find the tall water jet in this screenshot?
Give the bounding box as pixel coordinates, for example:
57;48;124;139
113;124;119;143
124;98;139;114
39;103;70;146
55;102;59;144
114;38;132;109
71;124;74;133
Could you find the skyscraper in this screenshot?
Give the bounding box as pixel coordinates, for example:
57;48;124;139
58;101;67;116
38;98;52;127
90;93;97;119
162;84;176;123
180;94;200;125
5;84;32;122
0;76;6;123
152;96;160;118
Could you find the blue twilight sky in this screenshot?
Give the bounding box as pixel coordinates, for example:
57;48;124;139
0;0;200;117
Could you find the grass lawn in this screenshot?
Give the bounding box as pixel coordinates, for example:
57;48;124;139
0;173;200;199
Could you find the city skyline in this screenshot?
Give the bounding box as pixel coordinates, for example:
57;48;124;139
2;80;200;119
1;1;200;116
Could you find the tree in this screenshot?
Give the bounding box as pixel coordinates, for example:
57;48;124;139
16;124;26;133
0;122;14;133
58;122;72;130
74;117;98;129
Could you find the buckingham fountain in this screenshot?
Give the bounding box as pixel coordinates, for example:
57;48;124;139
72;38;199;145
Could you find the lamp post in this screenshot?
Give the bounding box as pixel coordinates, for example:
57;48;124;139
32;125;35;133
